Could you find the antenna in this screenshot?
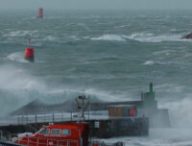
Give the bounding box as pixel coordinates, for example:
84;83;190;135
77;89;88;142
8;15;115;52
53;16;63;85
28;38;31;48
25;34;32;47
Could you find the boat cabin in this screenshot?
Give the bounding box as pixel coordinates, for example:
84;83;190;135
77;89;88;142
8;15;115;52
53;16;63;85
16;122;89;146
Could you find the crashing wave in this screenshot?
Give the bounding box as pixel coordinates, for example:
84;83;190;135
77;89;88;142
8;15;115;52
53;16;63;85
6;52;28;63
144;60;155;65
90;34;126;42
125;32;185;43
3;30;38;37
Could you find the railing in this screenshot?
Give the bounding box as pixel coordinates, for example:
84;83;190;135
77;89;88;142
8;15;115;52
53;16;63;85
16;113;72;125
0;113;72;126
17;137;79;146
0;111;108;126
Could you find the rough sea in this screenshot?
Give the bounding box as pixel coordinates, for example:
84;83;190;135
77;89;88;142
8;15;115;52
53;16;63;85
1;10;192;145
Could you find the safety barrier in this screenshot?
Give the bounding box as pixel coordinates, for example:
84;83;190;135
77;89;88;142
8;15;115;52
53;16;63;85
17;136;79;146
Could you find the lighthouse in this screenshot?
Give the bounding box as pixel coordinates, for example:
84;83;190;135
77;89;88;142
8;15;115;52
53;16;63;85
24;38;34;62
37;7;44;19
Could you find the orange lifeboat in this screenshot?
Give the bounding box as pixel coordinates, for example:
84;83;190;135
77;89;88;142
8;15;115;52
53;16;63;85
16;122;89;146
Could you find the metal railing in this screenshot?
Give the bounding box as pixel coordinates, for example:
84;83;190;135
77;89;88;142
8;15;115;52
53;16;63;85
0;113;72;126
16;113;72;125
17;136;79;146
0;111;108;126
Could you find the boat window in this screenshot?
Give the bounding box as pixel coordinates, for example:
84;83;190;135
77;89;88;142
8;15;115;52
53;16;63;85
62;129;71;136
51;129;61;135
36;128;49;135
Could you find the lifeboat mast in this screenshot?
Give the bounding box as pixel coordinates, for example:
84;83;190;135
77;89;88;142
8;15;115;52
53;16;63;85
75;95;90;120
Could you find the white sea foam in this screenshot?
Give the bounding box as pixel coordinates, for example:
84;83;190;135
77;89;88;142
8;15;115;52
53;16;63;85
143;60;174;66
0;64;122;105
0;65;47;114
153;50;174;56
3;30;38;37
6;52;28;63
115;25;130;28
144;60;155;65
69;35;81;41
43;85;128;104
0;65;46;92
77;23;90;31
90;34;126;42
89;33;190;43
83;88;126;102
163;96;192;128
125;32;186;43
102;131;192;146
43;35;58;41
155;83;192;128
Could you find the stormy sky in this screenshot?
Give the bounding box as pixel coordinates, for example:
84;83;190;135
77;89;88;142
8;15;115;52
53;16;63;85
0;0;192;10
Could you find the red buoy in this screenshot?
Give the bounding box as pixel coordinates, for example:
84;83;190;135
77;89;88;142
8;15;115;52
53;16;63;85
25;48;34;62
24;38;34;62
37;7;43;19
